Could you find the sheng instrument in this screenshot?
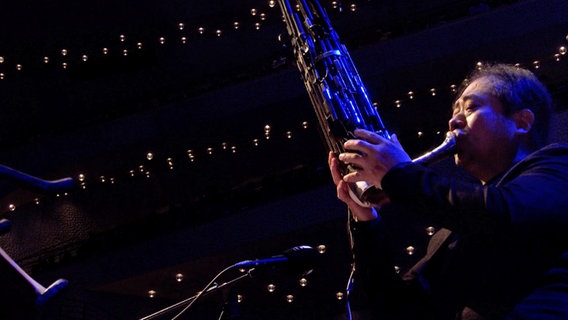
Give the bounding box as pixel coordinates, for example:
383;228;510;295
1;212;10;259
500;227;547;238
276;0;456;207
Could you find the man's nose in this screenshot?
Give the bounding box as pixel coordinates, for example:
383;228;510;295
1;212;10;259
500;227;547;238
449;113;466;131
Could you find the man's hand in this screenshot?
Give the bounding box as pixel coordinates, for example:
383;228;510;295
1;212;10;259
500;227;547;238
339;129;411;189
328;151;378;221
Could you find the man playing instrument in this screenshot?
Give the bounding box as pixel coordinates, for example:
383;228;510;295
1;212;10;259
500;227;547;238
328;63;568;319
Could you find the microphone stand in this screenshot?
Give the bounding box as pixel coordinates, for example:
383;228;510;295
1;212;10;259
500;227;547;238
218;287;241;320
139;268;255;320
0;164;74;317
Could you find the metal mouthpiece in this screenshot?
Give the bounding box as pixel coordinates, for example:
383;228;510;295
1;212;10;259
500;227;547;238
412;131;457;166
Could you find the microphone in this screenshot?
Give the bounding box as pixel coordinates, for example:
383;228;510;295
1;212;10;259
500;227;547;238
0;164;75;194
0;219;10;235
234;245;320;274
36;278;69;306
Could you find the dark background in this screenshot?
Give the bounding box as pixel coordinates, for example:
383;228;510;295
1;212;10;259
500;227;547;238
0;0;567;319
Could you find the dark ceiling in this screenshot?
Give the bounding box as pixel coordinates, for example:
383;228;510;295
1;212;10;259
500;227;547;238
1;0;568;319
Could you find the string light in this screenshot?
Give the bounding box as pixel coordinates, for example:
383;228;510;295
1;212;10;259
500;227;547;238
0;2;561;90
0;17;565;234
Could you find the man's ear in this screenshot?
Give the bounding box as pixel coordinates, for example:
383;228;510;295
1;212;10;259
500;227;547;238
513;108;535;134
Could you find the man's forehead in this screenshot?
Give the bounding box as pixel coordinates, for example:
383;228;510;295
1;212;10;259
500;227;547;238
463;77;498;95
454;77;498;105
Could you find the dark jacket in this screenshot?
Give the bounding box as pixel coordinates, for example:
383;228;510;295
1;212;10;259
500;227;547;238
351;143;568;319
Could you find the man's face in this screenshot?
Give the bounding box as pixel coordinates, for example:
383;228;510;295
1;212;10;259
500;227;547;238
450;76;519;182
